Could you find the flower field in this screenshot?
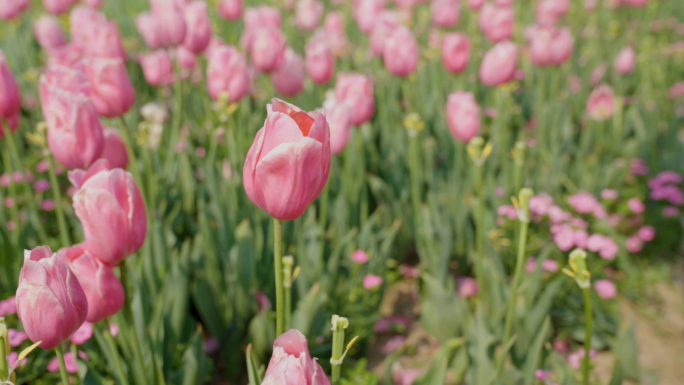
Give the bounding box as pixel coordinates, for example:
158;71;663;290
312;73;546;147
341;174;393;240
0;0;683;384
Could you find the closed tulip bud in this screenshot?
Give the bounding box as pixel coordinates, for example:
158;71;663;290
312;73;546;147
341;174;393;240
244;5;281;31
182;1;212;54
441;32;471;74
272;49;305;97
370;11;400;56
16;246;88;349
249;28;287;73
34;15;68;51
262;329;331;385
295;0;324;31
306;39;334;84
479;3;514;43
382;26;418;77
44;0;78;15
535;0;567;26
530;26;573;66
85;21;126;60
218;0;242;20
586;84;615;121
84;57;136;118
207;45;250;103
177;46;198;69
324;12;345;32
69;5;106;48
354;0;386;34
335;73;375;126
140;50;175;86
431;0;460;28
0;0;30;20
99;128;129;169
446;92;480;143
59;244;125;323
243;99;331;221
467;0;485;10
324;99;353;155
0;51;21;121
479;41;517;87
136;8;186;49
614;47;635;75
69;159;147;265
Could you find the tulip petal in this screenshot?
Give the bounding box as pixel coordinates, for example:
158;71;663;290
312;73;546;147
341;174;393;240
259;112;305;162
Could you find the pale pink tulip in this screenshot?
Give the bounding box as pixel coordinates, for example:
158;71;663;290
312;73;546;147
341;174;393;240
99;128;129;169
0;0;30;20
479;3;514;43
182;1;212;54
382;26;419;77
614;47;636;75
84;57;136;118
69;6;104;47
248;28;287;73
479;41;517;86
442;33;470;74
0;51;21;121
323;99;352;154
218;0;242;20
468;0;485;10
44;0;78;15
272;49;305;96
244;5;281;31
335;73;375;126
324;12;345;32
262;329;331;385
136;7;187;49
363;274;383;289
529;26;574;66
586;84;615;121
295;0;324;31
84;20;126;59
370;11;400;56
34;15;68;51
207;45;250;103
140;50;175;86
536;0;568;26
305;39;334;84
354;0;386;34
16;246;88;349
177;46;198;70
431;0;460;28
243;99;331;221
594;280;617;299
446;92;480;143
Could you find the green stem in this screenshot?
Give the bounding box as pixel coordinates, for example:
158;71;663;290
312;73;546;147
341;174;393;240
282;256;293;331
99;323;129;385
54;345;70;385
47;156;71;246
582;288;593;385
501;218;529;351
1;135;19;244
330;316;349;385
0;324;8;381
474;164;486;299
119;260;149;385
273;218;285;336
318;181;330;259
118;116;146;200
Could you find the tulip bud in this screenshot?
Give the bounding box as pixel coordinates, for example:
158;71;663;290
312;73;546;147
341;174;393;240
34;15;68;51
244;5;281;31
86;21;126;60
69;160;147;265
0;0;30;20
305;39;334;84
586;84;615;121
479;3;514;43
563;248;591;288
43;0;78;15
335;73;375;126
431;0;460;28
248;27;287;73
446;92;480;143
99;128;129;170
59;244;125;323
136;6;186;49
529;26;574;66
324;99;353;155
370;11;400;56
207;45;250;103
467;0;485;10
69;5;105;48
441;33;471;74
613;47;635;75
295;0;324;31
140;50;175;86
271;49;305;97
0;51;21;121
354;0;386;34
262;329;331;385
182;1;212;54
16;246;88;349
218;0;242;20
177;46;198;70
479;41;517;87
382;26;419;77
84;57;136;118
243;99;331;221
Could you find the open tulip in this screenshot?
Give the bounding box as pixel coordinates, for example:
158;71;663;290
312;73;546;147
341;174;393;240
0;50;21;121
141;50;175;86
446;92;481;143
0;0;30;20
586;84;615;121
84;57;136;118
16;246;88;349
479;3;514;43
218;0;242;20
479;41;517;86
69;159;147;265
271;49;305;97
182;1;212;54
382;26;419;77
59;244;125;323
207;45;250;103
442;33;471;74
335;73;375;126
34;15;67;51
243;99;331;221
305;39;334;84
295;0;324;31
99;128;129;169
614;47;635;75
262;329;331;385
431;0;460;28
69;5;105;48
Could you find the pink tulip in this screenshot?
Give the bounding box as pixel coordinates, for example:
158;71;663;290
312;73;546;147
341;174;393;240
218;0;242;20
335;73;375;126
446;92;480;143
71;322;93;345
614;47;636;75
535;0;568;26
182;1;212;54
47;44;84;67
272;49;305;96
622;0;648;7
594;280;617;299
99;128;129;169
295;0;324;31
479;41;517;86
431;0;460;28
382;26;419;77
305;39;334;84
83;0;103;8
34;15;68;51
177;46;198;70
442;33;470;74
248;28;287;73
590;63;607;86
207;45;250;103
529;26;574;66
84;57;136;118
0;51;21;121
136;6;186;49
459;277;478;297
44;0;78;15
59;244;125;323
363;274;383;289
324;12;345;32
85;20;126;60
323;99;352;154
354;0;386;34
370;11;400;56
350;249;369;264
69;160;147;265
586;84;615;121
68;6;104;47
244;5;281;31
141;50;175;86
479;3;514;43
0;0;30;20
468;0;485;10
262;329;331;385
16;246;88;349
243;99;331;221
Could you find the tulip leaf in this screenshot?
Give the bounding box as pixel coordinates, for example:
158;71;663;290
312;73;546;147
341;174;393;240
14;341;41;369
522;317;551;385
246;344;263;385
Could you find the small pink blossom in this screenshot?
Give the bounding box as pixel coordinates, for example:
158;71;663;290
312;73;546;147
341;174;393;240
630;158;649;175
0;296;16;316
41;199;56;211
72;322;94;345
601;189;618;199
459;277;478;297
374;316;411;333
535;370;550;381
627;198;645;214
34;179;51;192
568;349;596;370
8;329;28;347
637;226;655;242
351;250;369;264
568;191;599;214
363;274;383;290
625;236;643;253
595;279;617;299
7;352;27;368
382;335;406;354
663;206;680;218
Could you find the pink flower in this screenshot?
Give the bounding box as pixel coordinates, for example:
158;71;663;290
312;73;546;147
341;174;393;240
141;50;175;86
614;47;636;75
43;0;78;15
363;274;383;290
99;128;129;170
669;82;684;99
594;279;617;299
637;226;655;242
630;158;648;175
586;84;615;121
82;20;126;60
431;0;460;28
69;160;147;266
627;197;645;214
181;1;212;54
568;191;599;214
590;63;607;86
663;206;680;218
218;0;242;20
48;352;85;373
71;321;94;345
262;329;331;385
601;189;618;199
370;11;400;56
7;352;27;368
542;259;559;272
324;99;353;155
479;41;517;87
0;296;17;317
83;0;102;8
459;277;478;297
136;5;187;49
41;200;56;211
207;45;250;103
441;33;471;74
0;0;29;20
400;264;420;279
8;329;28;347
244;5;281;32
625;236;643;253
59;244;125;322
295;0;324;31
535;370;550;381
374;315;411;333
535;0;567;26
84;57;136;118
598;237;618;260
446;92;480;143
479;3;514;43
335;73;375;126
0;51;21;121
34;15;68;51
305;39;334;84
498;205;517;220
392;364;423;385
382;26;419;77
272;49;305;97
569;349;596;370
529;26;574;66
16;246;88;349
350;250;369;264
243;100;331;221
468;0;485;9
248;28;287;73
354;0;386;34
554;227;575;251
382;335;406;354
109;323;119;337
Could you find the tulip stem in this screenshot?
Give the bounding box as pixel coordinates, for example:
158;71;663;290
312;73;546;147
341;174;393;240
318;181;330;258
282;256;294;331
0;321;8;381
474;164;486;301
273;218;285;336
582;287;593;385
118;116;146;201
47;156;71;247
1;128;20;245
330;315;349;385
54;345;70;385
119;260;149;385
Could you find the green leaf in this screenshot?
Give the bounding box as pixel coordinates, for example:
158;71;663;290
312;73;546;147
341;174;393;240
522;317;551;385
246;344;263;385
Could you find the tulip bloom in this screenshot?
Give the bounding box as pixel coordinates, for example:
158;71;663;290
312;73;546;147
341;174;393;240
84;21;126;60
431;0;460;28
243;99;331;221
354;0;386;34
324;99;353;154
84;57;136;118
305;39;334;84
586;84;615;121
479;41;517;86
441;33;471;74
271;49;305;97
335;73;375;126
244;5;281;31
614;47;636;75
44;0;78;15
16;246;88;349
529;26;574;66
370;11;400;56
382;26;419;77
0;0;29;20
262;329;331;385
182;1;212;54
141;50;175;86
248;28;287;73
0;51;21;121
479;3;514;43
207;45;250;103
99;128;129;170
177;46;198;70
446;92;481;143
468;0;485;10
69;6;105;48
136;6;187;49
295;0;324;31
69;160;147;266
34;15;68;51
59;244;125;323
218;0;242;20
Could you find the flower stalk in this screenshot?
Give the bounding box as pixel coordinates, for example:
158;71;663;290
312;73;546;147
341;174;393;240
282;256;294;331
0;319;8;381
273;218;285;336
330;315;357;385
54;344;70;385
468;137;493;298
563;248;593;385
